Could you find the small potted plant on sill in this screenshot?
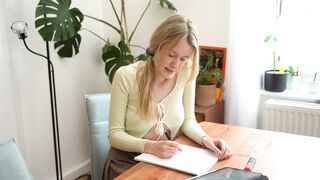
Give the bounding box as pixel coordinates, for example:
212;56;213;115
195;50;223;107
286;66;301;90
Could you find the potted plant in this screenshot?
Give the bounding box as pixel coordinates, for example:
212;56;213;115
34;0;176;83
286;66;301;90
263;34;287;92
263;1;287;92
195;50;223;107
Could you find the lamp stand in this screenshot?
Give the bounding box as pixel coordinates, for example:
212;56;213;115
22;39;63;180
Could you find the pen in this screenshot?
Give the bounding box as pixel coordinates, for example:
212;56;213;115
244;156;256;172
177;143;183;151
164;132;182;151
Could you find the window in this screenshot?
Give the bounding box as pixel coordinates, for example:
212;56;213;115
279;0;320;75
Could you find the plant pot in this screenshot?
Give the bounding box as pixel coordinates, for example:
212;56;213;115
195;84;216;106
264;70;287;92
287;75;301;90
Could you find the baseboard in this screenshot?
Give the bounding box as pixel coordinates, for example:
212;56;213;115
63;159;91;180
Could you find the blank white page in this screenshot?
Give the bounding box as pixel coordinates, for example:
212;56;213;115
134;144;218;175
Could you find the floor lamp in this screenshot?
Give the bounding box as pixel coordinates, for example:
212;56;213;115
11;21;63;180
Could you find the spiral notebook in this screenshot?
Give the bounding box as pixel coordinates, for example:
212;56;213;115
134;144;218;175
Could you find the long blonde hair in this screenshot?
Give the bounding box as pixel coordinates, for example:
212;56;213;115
138;14;199;121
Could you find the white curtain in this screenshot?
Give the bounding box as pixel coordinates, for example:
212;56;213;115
0;1;21;143
225;0;275;128
0;0;32;170
279;0;320;73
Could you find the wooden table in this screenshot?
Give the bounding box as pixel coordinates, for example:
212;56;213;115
116;122;320;180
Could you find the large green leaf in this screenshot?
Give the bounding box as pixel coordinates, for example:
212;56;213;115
102;40;134;83
54;33;81;57
35;0;84;41
159;0;177;11
135;53;148;61
135;48;149;61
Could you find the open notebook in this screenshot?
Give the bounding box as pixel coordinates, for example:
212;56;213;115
134;144;218;175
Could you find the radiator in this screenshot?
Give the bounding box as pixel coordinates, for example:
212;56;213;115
262;99;320;137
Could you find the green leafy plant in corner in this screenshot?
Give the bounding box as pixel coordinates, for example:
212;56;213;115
196;50;223;86
35;0;176;83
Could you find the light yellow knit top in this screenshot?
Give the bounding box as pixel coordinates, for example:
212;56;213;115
108;61;207;153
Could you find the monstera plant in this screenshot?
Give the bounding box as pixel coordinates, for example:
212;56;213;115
35;0;176;83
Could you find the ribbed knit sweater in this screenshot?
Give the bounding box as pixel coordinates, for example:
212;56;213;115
108;61;207;153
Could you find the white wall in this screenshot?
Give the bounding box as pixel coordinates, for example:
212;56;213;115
1;0;107;179
117;0;230;53
0;1;21;146
0;0;230;179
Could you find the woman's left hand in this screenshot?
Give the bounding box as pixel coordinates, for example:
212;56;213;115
201;136;232;161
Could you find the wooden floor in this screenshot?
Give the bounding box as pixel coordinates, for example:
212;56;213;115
75;174;91;180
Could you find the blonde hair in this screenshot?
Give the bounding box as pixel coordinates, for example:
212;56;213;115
138;14;199;121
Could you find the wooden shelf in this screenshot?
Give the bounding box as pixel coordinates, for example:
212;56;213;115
195;100;224;123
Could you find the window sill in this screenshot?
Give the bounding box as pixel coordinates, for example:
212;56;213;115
260;89;320;103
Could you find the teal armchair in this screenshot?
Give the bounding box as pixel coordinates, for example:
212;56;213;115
0;138;33;180
85;93;111;180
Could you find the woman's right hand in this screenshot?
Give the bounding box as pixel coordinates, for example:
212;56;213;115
144;140;182;158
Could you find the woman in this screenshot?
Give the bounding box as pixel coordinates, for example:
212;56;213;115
103;14;232;179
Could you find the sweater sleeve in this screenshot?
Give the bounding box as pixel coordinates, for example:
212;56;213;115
108;67;147;153
180;80;207;144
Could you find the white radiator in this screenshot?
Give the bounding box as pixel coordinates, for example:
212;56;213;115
262;99;320;137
